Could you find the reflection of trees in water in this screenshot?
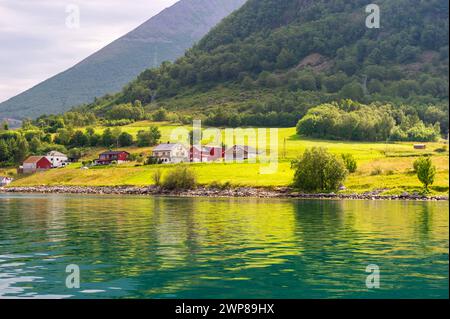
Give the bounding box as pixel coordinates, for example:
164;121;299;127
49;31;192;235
415;202;433;251
145;197;300;297
2;196;447;298
290;200;352;297
0;195;69;252
290;200;449;297
50;196;161;283
413;202;448;255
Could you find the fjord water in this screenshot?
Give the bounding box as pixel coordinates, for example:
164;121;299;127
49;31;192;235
0;194;448;299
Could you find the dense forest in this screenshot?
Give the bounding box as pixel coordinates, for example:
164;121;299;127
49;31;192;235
69;0;448;130
296;100;443;142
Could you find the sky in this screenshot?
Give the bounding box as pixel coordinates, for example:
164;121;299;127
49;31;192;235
0;0;179;103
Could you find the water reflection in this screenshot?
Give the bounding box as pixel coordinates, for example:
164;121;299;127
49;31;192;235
0;194;448;299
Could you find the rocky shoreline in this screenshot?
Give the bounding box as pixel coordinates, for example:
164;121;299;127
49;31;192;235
1;186;448;201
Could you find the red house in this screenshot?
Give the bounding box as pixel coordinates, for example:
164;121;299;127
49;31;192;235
190;146;223;162
22;156;52;174
96;151;130;165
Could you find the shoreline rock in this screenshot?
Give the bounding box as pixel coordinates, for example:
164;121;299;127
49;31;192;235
0;186;448;201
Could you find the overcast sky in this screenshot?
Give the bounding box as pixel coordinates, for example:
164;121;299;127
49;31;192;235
0;0;179;103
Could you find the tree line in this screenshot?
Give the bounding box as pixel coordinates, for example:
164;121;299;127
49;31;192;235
0;123;162;166
296;100;443;142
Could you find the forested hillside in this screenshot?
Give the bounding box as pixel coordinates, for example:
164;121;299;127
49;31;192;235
76;0;448;132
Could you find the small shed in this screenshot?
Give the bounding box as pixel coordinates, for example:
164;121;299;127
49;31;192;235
414;144;426;150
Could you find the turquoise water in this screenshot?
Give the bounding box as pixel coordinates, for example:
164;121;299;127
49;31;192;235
0;194;448;299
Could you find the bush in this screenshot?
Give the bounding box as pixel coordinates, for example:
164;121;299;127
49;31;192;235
152;169;163;186
162;166;197;190
106;103;144;121
406;123;440;142
413;160;420;173
146;156;162;165
128;153;145;162
68;148;84;162
370;167;383;176
81;160;93;167
341;153;357;173
118;132;134;147
209;181;232;190
104;119;134;127
291;147;348;192
435;145;448;153
413;157;436;192
153;108;168;122
137;126;161;147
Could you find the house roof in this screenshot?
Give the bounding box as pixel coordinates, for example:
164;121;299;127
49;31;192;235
23;156;50;164
153;143;184;151
191;145;222;152
100;150;130;156
47;151;67;157
226;145;258;153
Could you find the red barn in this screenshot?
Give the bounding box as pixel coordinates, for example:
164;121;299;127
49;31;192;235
96;151;130;165
190;146;223;162
22;156;52;174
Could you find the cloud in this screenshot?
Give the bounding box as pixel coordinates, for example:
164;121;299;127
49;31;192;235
0;0;179;102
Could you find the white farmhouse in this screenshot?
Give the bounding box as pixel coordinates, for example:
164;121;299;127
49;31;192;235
152;143;189;164
46;151;69;168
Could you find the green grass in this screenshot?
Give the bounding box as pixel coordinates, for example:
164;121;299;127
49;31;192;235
9;122;450;195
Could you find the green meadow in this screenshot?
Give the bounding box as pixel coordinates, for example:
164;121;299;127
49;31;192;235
7;122;450;195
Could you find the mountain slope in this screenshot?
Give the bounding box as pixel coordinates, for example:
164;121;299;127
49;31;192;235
85;0;448;127
0;0;246;120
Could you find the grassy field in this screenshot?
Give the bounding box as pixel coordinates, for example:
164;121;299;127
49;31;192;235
6;122;450;195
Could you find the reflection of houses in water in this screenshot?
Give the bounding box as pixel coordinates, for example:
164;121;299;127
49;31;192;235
153;197;193;269
156;198;298;270
44;195;68;243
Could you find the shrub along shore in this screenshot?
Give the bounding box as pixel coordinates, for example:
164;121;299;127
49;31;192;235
1;185;448;201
